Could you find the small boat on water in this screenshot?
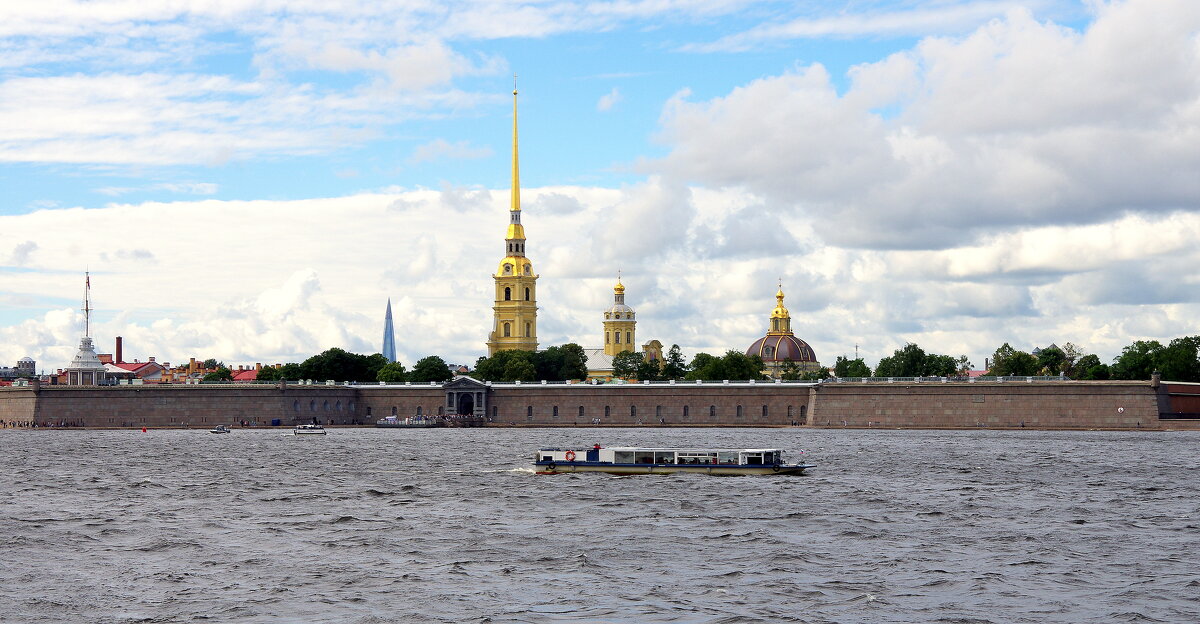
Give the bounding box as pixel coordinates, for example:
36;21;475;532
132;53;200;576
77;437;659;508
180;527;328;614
210;425;232;434
293;424;327;435
534;446;814;476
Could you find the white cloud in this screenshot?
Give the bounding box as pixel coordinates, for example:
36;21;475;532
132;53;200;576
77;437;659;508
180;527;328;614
3;184;1200;373
597;87;622;112
654;0;1200;250
407;139;494;165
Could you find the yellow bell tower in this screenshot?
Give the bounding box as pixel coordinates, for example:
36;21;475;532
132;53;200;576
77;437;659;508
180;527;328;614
487;85;538;356
603;276;636;356
768;285;791;335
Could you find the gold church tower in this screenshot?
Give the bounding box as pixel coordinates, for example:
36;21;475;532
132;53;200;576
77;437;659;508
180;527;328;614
487;86;538;356
603;277;636;356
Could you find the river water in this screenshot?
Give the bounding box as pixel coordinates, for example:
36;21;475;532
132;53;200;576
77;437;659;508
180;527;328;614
1;427;1197;623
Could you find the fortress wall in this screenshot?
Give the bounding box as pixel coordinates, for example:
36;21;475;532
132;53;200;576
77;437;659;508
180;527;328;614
15;385;362;428
487;383;814;426
809;381;1160;429
0;388;37;424
354;386;446;420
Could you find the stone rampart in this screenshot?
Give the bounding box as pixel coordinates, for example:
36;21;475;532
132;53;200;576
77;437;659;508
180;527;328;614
0;378;1182;429
809;380;1159;429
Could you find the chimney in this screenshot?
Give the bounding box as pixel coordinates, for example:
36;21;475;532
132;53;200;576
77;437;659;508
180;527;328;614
255;363;261;370
189;357;196;375
148;356;155;363
115;336;123;364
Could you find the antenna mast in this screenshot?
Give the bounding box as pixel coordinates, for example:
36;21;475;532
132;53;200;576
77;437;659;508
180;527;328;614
82;272;92;338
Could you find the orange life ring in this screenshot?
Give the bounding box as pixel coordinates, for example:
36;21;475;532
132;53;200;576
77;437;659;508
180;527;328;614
565;450;576;461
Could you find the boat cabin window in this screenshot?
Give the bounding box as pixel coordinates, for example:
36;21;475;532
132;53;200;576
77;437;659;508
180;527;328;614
743;452;764;465
717;451;738;465
541;455;552;461
677;453;716;464
634;451;655;464
613;451;635;463
653;451;676;464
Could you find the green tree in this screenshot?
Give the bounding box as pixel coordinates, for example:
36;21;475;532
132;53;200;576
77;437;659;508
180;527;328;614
1036;346;1066;376
364;353;390;381
612;351;644;379
410;355;453;383
661;344;687;380
202;358;220;369
532;346;566;381
501;352;538;381
559;343;588;380
203;367;233;382
1060;342;1084;378
636;358;662;382
277;363;303;380
256;366;279;382
1074;354;1110;380
1111;340;1163;380
779;360;803;380
1156;336;1200;382
299;347;378;382
686;350;766;381
873;354;900;377
834;356;871;378
989;343;1039;376
376;361;408;383
801;365;830;381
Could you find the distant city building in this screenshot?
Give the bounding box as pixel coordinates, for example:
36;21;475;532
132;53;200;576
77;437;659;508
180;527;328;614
382;298;397;362
0;356;36;381
486;86;539;356
746;285;819;378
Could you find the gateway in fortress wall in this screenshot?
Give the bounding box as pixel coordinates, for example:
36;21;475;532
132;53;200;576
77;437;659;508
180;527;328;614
2;377;1198;430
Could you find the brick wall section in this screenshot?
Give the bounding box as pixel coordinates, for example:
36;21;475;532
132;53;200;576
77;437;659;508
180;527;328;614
809;380;1160;429
355;386;446;420
0;379;1184;429
0;388;37;425
1;384;362;428
486;382;813;426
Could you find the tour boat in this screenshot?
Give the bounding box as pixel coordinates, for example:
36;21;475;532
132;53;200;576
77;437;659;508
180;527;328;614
533;446;814;476
375;416;443;428
209;424;231;434
293;424;327;435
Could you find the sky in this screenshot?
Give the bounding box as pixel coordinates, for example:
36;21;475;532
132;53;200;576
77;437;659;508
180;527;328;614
2;0;1199;374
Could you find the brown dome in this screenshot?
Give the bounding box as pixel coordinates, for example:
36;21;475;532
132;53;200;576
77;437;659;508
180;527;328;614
746;334;817;363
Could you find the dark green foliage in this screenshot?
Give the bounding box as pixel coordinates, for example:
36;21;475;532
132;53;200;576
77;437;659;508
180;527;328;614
376;361;408;383
1036;346;1066;375
801;366;830;381
299;347;378;382
278;363;303;380
1074;354;1110;380
684;350;766;381
661;344;688;380
873;343;965;377
256;366;279;382
988;343;1039;376
410;355;453;383
833;356;871;378
779;360;802;380
612;351;644;379
559;343;588;381
1110;340;1163;380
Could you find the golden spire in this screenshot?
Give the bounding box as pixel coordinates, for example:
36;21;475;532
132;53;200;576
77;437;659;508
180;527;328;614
510;75;520;213
615;269;625;294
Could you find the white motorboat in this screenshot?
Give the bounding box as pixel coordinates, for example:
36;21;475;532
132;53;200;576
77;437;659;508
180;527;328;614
293;424;327;435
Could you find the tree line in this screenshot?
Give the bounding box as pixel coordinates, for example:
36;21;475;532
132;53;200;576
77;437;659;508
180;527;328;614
246;348;454;384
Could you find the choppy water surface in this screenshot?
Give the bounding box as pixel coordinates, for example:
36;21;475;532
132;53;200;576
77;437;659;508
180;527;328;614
1;428;1197;623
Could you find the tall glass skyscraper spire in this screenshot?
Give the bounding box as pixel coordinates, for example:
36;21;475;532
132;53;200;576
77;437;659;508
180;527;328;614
382;298;396;362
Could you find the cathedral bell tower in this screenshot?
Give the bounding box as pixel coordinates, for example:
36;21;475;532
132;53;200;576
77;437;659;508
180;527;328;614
487;85;539;356
603;277;636;357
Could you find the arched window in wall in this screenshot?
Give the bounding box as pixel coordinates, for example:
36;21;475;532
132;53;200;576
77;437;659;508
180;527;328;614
605;332;610;344
525;322;531;337
503;323;511;337
615;332;621;344
524;287;530;301
504;287;512;301
626;332;631;344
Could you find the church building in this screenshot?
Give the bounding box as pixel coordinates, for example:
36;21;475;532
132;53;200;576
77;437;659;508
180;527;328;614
745;285;819;378
486;86;538;356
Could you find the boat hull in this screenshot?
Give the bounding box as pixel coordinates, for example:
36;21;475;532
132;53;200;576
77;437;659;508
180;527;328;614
534;462;813;476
